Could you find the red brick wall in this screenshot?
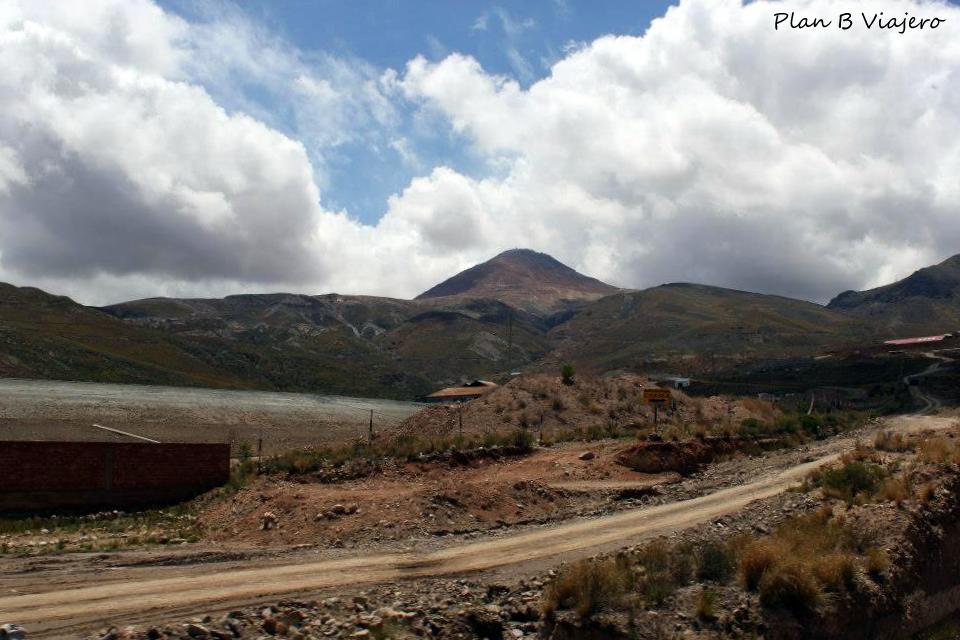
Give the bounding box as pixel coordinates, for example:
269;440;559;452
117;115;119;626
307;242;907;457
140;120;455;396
0;441;229;512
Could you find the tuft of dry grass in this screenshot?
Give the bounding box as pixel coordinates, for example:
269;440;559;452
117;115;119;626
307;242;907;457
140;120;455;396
865;548;891;579
738;506;867;610
695;587;718;621
542;556;633;619
874;430;911;452
880;476;912;504
740;539;782;591
918;437;960;465
917;482;937;504
812;553;857;591
758;561;821;614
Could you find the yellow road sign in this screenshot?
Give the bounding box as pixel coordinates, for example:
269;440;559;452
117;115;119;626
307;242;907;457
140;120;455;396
643;388;671;404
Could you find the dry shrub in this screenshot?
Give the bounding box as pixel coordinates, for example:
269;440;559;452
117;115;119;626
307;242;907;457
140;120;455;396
740;508;859;598
813;553;857;590
741;397;778;421
874;430;911;452
695;587;718;621
865;548;891;579
542;556;632;619
917;482;937;504
740;539;782;591
880;476;911;504
846;442;882;464
758;561;821;614
918;437;960;465
633;540;694;606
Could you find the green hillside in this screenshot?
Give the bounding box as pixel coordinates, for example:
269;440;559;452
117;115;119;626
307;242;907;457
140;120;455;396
549;283;876;371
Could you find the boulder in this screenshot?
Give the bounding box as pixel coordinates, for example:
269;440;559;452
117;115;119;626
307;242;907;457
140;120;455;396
0;625;26;640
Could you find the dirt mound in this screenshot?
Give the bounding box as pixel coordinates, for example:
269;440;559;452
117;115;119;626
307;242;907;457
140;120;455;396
616;437;780;475
393;374;779;442
616;440;716;475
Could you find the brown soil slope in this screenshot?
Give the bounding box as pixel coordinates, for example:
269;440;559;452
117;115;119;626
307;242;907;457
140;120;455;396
395;373;779;440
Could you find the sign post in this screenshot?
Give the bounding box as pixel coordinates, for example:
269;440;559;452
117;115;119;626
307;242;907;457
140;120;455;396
642;388;672;425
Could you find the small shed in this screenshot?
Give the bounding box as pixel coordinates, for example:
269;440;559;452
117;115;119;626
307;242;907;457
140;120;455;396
423;380;498;403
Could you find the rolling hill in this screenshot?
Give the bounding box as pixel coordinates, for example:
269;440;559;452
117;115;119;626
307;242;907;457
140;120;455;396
828;254;960;337
0;283;250;388
548;283;876;372
10;247;950;399
103;293;551;396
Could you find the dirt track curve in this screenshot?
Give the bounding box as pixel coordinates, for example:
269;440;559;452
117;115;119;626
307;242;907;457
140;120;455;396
0;414;953;637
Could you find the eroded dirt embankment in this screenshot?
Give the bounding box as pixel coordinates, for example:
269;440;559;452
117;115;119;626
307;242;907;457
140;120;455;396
814;473;960;640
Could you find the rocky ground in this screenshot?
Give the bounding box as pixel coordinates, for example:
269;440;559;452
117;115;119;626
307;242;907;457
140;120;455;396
77;421;960;640
0;414;867;556
81;482;824;640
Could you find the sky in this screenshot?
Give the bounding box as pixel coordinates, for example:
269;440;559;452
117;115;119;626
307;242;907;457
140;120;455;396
0;0;958;306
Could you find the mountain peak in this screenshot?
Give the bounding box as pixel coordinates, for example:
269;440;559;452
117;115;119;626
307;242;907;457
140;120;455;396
416;248;618;316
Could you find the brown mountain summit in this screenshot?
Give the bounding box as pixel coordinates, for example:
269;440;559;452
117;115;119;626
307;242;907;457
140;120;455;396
415;249;619;316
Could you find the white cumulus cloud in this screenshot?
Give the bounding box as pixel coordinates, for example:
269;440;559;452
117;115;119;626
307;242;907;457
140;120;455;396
1;0;959;307
396;0;960;301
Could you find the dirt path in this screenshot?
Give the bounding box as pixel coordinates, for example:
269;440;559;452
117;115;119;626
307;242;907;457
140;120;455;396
904;350;956;415
1;414;953;637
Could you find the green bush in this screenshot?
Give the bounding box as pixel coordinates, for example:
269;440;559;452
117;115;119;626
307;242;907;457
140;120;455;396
561;364;576;386
739;417;765;436
633;540;694;606
799;414;823;437
698;540;736;583
818;460;885;501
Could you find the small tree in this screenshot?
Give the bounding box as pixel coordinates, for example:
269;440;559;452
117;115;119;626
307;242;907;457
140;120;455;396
561;364;575;386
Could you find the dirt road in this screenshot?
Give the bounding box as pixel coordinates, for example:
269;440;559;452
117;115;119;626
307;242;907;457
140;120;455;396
903;350;956;414
1;414;952;637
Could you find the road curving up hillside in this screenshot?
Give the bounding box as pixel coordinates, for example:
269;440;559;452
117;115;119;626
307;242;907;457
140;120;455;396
0;414;953;638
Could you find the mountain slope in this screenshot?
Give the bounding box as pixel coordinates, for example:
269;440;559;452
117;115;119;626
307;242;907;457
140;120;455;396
4;248;915;398
104;293;551;395
416;249;618;316
549;283;876;371
0;283;250;388
828;254;960;337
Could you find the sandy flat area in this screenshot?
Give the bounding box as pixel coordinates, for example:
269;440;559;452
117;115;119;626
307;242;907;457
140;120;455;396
0;378;423;454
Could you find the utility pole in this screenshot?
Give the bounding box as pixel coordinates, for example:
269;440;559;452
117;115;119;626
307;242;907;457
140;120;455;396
458;403;464;438
369;409;374;443
506;308;514;375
